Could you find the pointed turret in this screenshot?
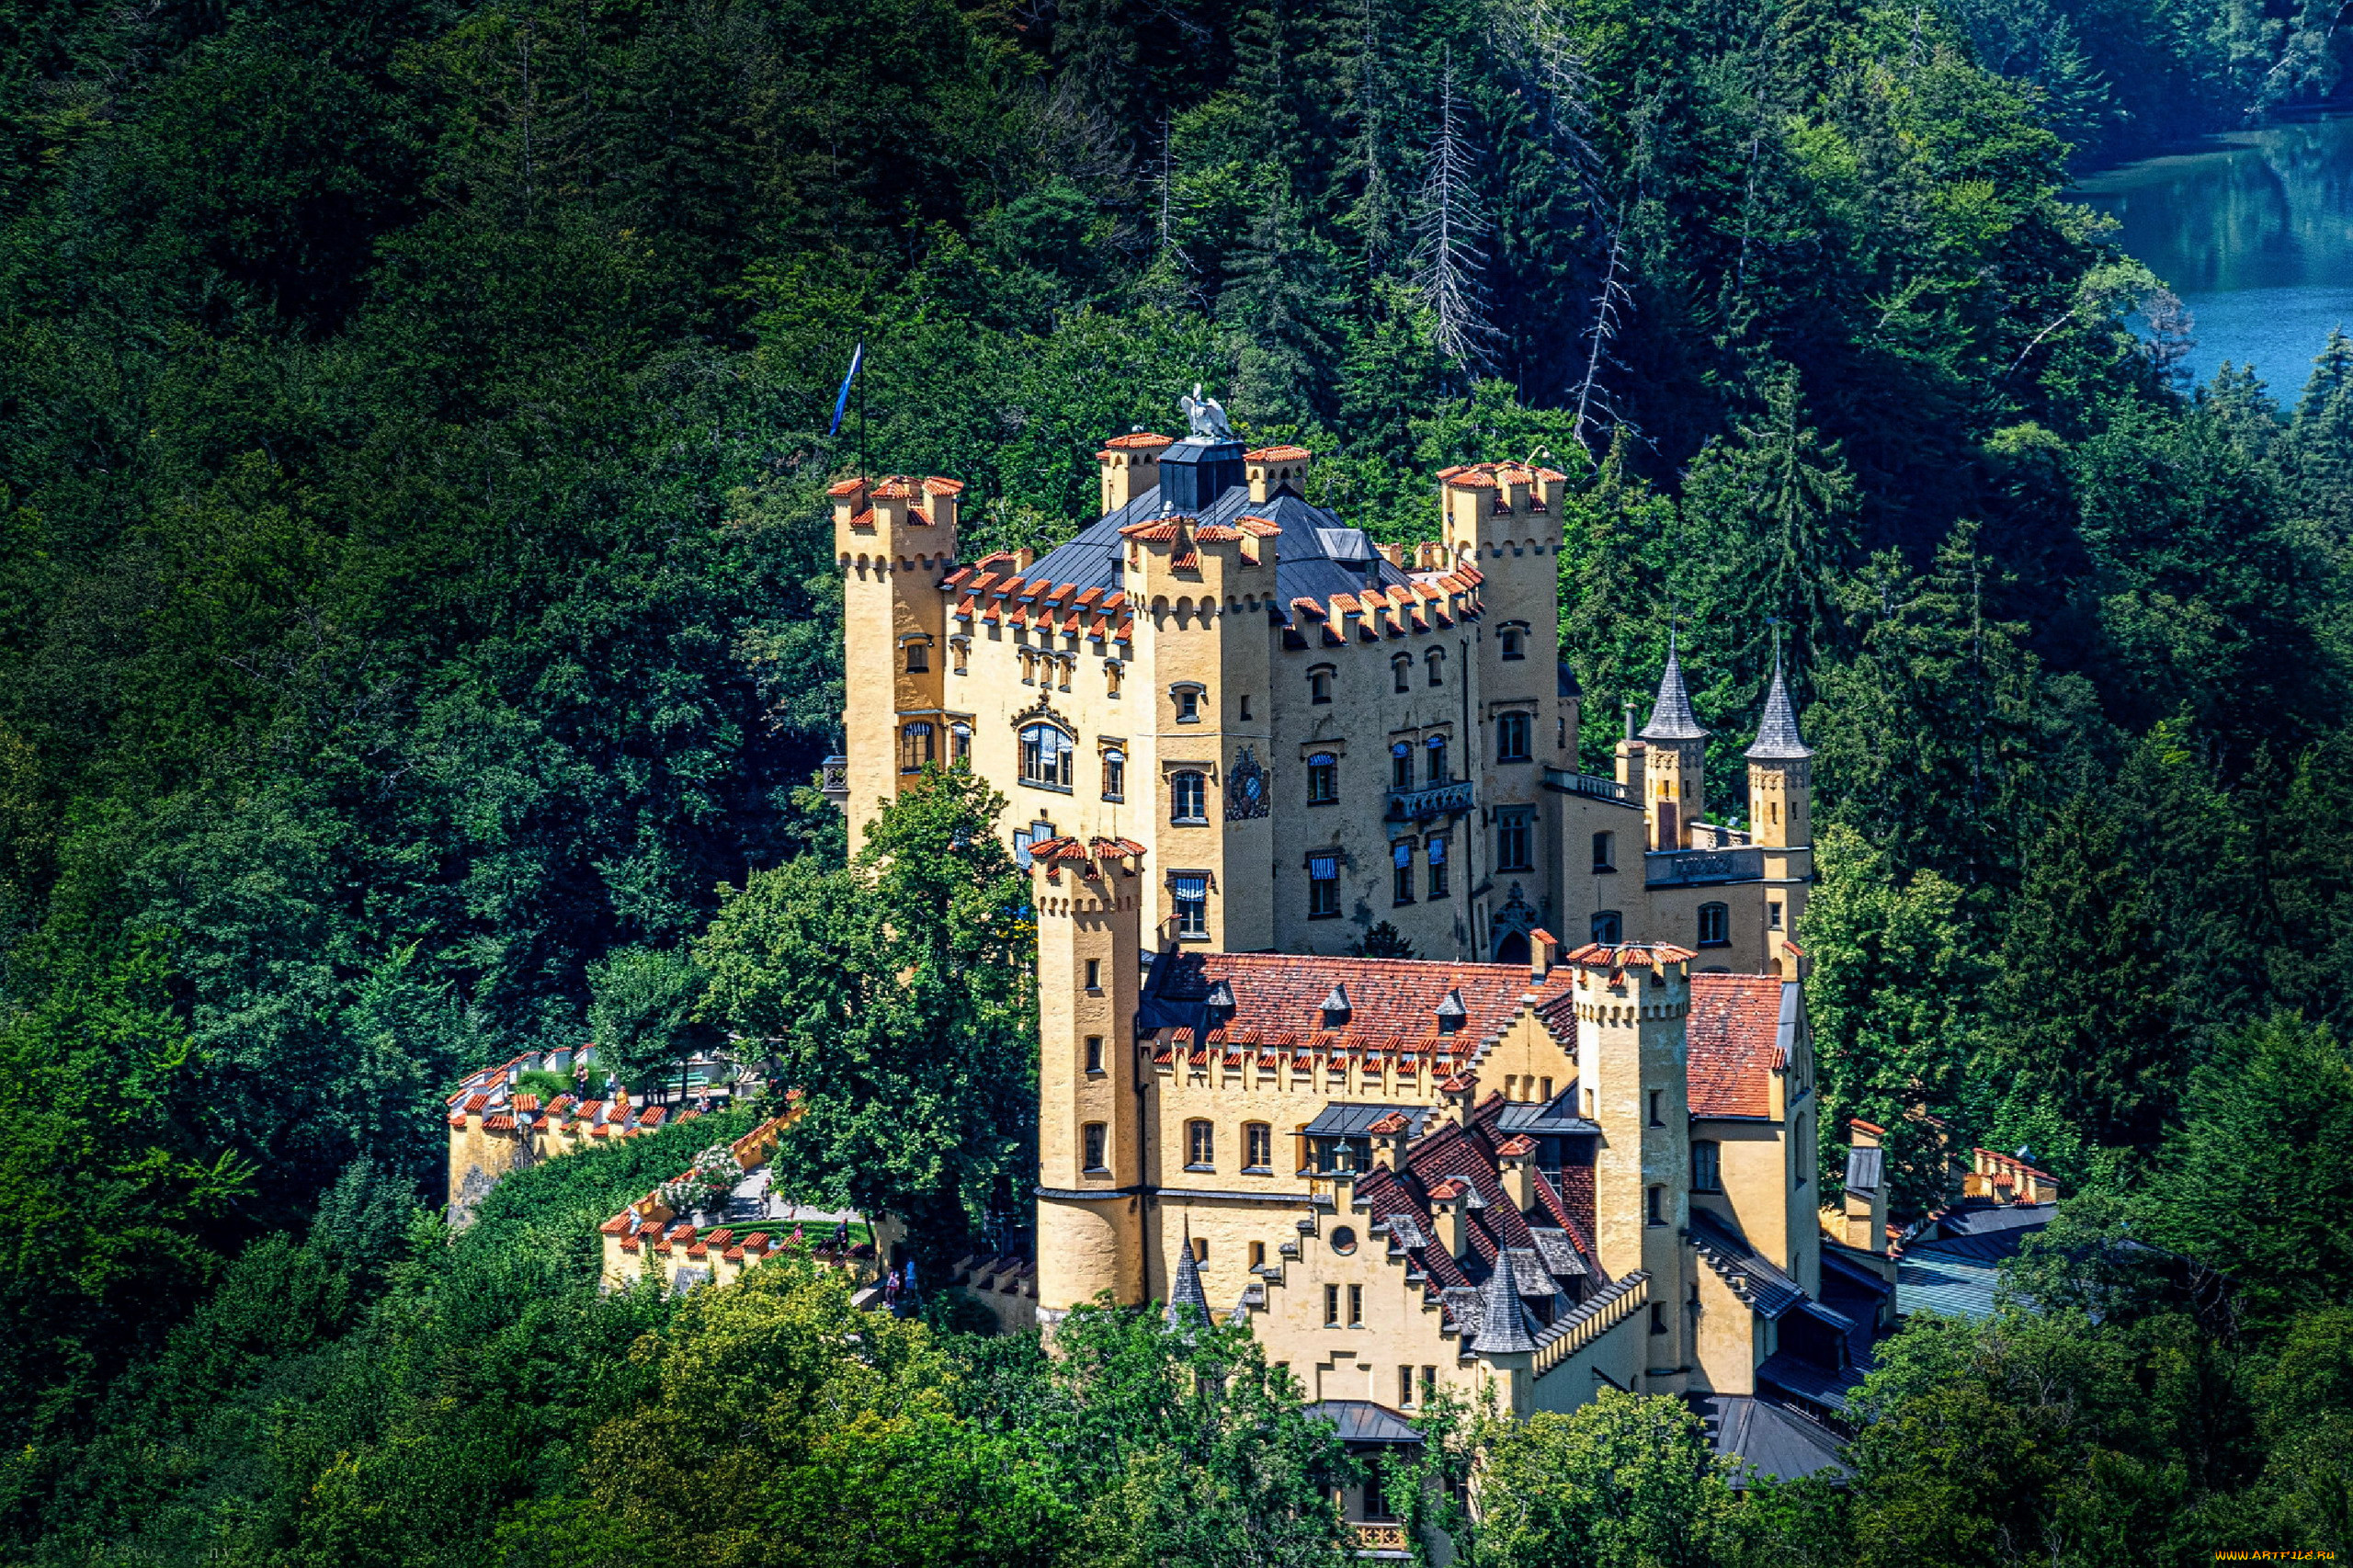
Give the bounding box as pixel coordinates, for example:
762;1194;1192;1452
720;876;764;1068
1165;1224;1211;1332
1640;642;1710;742
1471;1249;1539;1355
1745;654;1811;761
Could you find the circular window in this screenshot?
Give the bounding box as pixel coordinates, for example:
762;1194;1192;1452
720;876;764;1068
1329;1226;1358;1256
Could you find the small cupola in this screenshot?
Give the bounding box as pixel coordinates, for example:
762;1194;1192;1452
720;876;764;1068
1320;983;1351;1028
1204;979;1235;1013
1434;988;1468;1035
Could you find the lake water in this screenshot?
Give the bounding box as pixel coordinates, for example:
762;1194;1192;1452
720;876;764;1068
2074;115;2353;400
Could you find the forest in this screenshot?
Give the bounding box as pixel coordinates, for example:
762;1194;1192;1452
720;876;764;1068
2;0;2352;1559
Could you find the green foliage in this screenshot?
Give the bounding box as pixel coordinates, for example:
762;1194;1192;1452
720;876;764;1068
696;767;1037;1252
1466;1390;1738;1568
586;945;720;1098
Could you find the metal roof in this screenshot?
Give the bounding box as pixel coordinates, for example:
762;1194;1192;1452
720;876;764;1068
1303;1103;1437;1138
1844;1146;1884;1193
1821;1247;1893;1296
1302;1400;1425;1446
1639;645;1710;741
1688;1207;1807;1320
1757;1350;1866;1414
1934;1201;2056;1238
1699;1393;1850;1485
1494;1086;1601;1136
1896;1244;2006;1320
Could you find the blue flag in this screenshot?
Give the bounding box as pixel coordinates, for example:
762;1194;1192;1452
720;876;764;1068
828;342;864;437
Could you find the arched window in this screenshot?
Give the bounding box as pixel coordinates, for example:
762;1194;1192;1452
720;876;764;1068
900;722;935;773
1244;1122;1272;1172
1309;666;1335;704
1496;710;1531;762
1187;1119;1214;1170
1307;753;1338;804
1392;653;1412;693
1425;647;1445;687
1102;748;1126;801
1019;724;1074;790
1171;770;1208;824
1425;734;1449;783
1591;909;1622;943
1391;741;1414;789
1697;902;1730;947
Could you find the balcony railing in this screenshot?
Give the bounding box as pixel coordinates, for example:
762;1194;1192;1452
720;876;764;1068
819;756;849;805
1644;846;1765;887
1386;778;1474;823
1346;1522;1411;1554
1542;767;1631;803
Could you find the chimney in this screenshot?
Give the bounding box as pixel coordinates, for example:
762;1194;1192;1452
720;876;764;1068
1497;1135;1540;1212
1370;1109;1412;1170
1428;1178;1472;1260
1529;928;1560;983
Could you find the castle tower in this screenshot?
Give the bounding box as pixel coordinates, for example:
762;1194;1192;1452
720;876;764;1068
1119;498;1278;950
1032;836;1149;1319
835;474;963;850
1098;432;1174;514
1639;645;1709;851
1744;653;1814;975
1569;940;1696;1389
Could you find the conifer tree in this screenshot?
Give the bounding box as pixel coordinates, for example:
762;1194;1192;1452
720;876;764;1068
2290;327;2353;528
1411;51;1498;373
1222;189;1348;423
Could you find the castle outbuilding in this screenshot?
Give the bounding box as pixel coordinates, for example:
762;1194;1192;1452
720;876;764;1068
831;409;1813;974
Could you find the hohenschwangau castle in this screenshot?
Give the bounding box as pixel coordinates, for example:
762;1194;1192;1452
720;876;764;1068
825;399;2044;1511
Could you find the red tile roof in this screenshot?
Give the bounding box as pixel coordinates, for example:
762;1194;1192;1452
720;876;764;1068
1151;951;1565;1056
1103;431;1174;449
1688;973;1782;1118
1246;444;1313;461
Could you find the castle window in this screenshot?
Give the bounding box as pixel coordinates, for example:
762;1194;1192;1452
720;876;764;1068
1495;810;1533;872
1239;695;1252;720
900;722;936;773
1592;910;1622;943
1250;1239;1267;1269
1650;1301;1667;1334
1400;1365;1415;1406
1171;874;1210;938
1012;822;1051;869
1426;648;1445;687
1422;1366;1438;1403
1171;770;1208;824
1308;855;1340;919
1083;1123;1108;1173
950;722;972;763
1332;1226;1358;1256
1392;653;1412;693
1172;684;1203;722
1325;1285;1342;1326
1307;753;1338;804
1499;624;1526;660
1392;842;1415;905
1086;960;1101;992
1019;649;1035;685
1693;1141;1722;1192
1497;710;1531;762
1019;724;1074;790
1187;1119;1214;1170
950;641;969;676
904;641;928;673
1348;1283;1364;1324
1768;900;1784;931
1593;831;1615;871
1697;902;1730;947
1310;666;1335;704
1085;1036;1103;1074
1646;1186;1665;1226
1649;1089;1664;1126
1106;661;1122;698
1245;1122;1272;1172
1102;749;1126;801
1391;742;1414;790
1426;735;1449;783
1427;837;1449;898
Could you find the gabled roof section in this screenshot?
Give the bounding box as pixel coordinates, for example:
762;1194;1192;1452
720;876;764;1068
1689;1208;1806;1320
1688;973;1785;1119
1138;952;1563;1054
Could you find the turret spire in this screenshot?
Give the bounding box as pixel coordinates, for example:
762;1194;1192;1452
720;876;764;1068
1745;643;1812;761
1639;635;1710;742
1471;1247;1540;1355
1166;1222;1211;1333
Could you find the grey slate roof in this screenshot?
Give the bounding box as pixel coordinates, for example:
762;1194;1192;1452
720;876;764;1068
1495;1085;1602;1137
1527;1228;1590;1278
1844;1146;1884;1193
1895;1244;2006;1320
1821;1247;1893;1296
1018;483;1417;613
1470;1248;1540;1354
1934;1201;2056;1238
1757;1350;1867;1414
1558;660;1581;698
1745;657;1813;760
1688;1207;1806;1320
1166;1233;1211;1330
1699;1393;1850;1485
1302;1400;1425;1446
1640;645;1711;741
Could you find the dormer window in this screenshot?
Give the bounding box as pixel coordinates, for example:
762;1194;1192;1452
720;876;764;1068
1320;983;1351;1028
1205;979;1235;1012
1434;989;1467;1035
